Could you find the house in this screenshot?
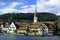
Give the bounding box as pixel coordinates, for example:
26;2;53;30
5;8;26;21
39;24;48;36
29;24;48;36
30;22;55;36
0;21;55;36
0;24;4;33
7;22;16;33
17;27;26;35
0;22;9;33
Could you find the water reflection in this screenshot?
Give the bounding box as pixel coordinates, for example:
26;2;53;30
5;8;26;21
0;36;60;40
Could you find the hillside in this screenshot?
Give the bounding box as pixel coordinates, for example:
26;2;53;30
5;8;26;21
0;12;57;23
58;16;60;30
56;15;60;35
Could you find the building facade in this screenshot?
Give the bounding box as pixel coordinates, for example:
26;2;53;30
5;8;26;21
7;22;16;33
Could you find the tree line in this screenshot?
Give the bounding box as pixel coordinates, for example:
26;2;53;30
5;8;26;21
0;12;57;23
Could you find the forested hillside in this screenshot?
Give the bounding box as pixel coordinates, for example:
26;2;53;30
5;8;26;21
58;16;60;30
56;15;60;35
0;12;57;23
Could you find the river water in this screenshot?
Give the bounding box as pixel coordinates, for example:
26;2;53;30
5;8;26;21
0;36;60;40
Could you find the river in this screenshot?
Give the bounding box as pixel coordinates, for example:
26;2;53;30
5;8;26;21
0;36;60;40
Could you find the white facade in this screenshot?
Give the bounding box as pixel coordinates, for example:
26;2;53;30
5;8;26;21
39;24;48;35
34;16;37;23
0;24;4;33
1;24;4;30
7;22;16;33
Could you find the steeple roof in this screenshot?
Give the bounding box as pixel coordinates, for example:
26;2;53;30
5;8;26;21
10;22;16;28
34;5;37;16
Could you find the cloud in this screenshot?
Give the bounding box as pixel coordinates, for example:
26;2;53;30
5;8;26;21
37;0;60;14
17;0;60;13
0;8;20;13
0;2;21;13
0;0;36;14
21;5;29;9
0;0;59;14
0;2;36;13
20;5;35;13
56;13;60;15
6;2;21;8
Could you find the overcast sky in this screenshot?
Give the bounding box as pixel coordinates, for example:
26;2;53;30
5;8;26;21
0;0;60;15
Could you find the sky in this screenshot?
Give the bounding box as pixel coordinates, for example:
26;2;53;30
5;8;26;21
0;0;60;15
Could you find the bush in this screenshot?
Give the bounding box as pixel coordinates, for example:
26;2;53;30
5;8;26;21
14;30;17;33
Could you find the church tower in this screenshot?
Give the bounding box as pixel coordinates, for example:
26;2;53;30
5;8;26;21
34;5;38;23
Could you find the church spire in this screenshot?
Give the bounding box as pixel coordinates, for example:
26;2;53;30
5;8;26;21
34;5;37;17
34;5;38;23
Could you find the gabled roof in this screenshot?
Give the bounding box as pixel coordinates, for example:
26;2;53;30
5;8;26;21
10;22;16;28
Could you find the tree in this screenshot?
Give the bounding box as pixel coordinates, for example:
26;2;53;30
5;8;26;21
0;12;57;22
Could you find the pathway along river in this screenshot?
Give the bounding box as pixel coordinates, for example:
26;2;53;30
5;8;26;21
0;36;60;40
